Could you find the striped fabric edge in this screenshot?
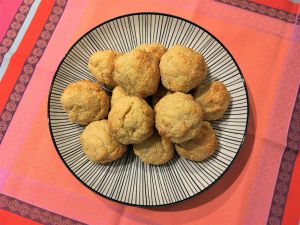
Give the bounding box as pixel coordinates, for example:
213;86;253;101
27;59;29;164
267;86;300;225
0;0;42;80
0;0;34;64
214;0;300;24
281;151;300;225
0;0;68;144
0;193;86;225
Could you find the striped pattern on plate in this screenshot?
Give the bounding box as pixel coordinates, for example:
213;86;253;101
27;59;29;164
48;13;249;206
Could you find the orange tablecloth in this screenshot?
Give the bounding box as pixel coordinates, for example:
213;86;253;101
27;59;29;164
0;0;299;224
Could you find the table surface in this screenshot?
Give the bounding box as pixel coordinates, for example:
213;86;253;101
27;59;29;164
0;0;299;225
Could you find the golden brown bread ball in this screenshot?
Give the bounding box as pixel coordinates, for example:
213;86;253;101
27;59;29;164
175;121;218;161
194;81;230;120
160;45;207;93
135;43;167;60
80;120;126;163
60;80;109;125
108;96;154;144
88;50;122;88
113;49;160;98
155;92;204;144
133;132;174;165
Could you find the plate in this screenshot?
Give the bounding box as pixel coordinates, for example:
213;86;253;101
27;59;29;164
48;13;249;207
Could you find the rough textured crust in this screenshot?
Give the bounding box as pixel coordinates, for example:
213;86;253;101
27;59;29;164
60;80;109;125
133;132;174;165
160;45;207;93
88;50;122;88
175;121;218;161
112;49;160;98
111;86;127;107
108;96;154;144
135;43;167;60
151;83;172;107
80;120;126;163
155;92;204;144
194;81;230;120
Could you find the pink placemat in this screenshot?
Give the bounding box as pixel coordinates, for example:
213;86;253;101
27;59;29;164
0;0;299;224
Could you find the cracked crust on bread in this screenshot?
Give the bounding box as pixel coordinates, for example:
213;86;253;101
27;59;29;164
175;121;217;161
108;96;154;144
88;50;122;88
160;45;207;93
80;120;126;163
133;132;173;165
60;80;109;125
194;81;230;120
154;92;204;143
112;49;160;98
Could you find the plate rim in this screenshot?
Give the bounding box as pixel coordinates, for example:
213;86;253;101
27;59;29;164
47;12;250;207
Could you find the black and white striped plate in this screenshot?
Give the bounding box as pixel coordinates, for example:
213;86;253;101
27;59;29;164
48;13;249;207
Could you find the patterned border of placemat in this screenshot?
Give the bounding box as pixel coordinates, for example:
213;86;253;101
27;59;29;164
215;0;300;24
0;193;85;225
0;0;68;144
0;0;34;64
267;86;300;225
